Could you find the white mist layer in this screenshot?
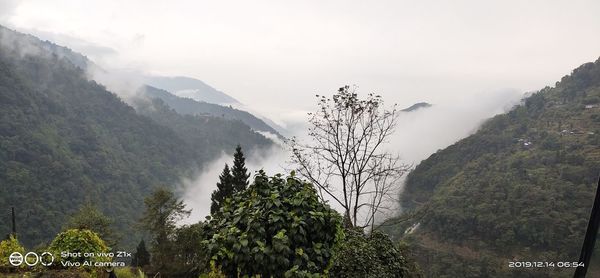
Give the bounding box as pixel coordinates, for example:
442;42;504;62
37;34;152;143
179;143;290;224
178;88;524;226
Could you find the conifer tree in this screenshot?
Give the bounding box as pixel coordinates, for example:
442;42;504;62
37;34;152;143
210;164;233;214
132;239;150;267
231;145;250;192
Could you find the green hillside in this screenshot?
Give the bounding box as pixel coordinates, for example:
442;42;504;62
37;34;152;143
141;85;281;136
134;90;272;160
0;27;271;249
383;58;600;277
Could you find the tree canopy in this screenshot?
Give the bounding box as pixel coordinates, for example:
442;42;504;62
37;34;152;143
64;202;117;247
210;146;251;214
207;171;343;277
139;188;190;272
231;145;250;192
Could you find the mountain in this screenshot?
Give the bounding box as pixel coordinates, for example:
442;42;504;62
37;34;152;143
0;26;90;71
0;26;272;248
401;102;432;112
382;59;600;277
140;85;282;137
144;75;240;105
133;95;272;161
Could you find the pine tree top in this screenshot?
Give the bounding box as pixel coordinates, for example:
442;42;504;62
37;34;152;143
231;145;250;192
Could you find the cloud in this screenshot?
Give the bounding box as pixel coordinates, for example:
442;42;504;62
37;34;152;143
0;0;20;24
390;88;523;165
179;144;290;224
20;28;119;63
85;67;146;102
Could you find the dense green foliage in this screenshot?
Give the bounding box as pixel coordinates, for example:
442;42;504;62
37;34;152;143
139;188;190;272
211;164;234;215
64;202;117;248
139;188;212;277
48;229;109;265
206;171;343;277
131;240;150;268
0;235;25;267
210;146;251;214
134;91;272;163
231;145;251;192
141;85;281;136
171;223;212;277
330;228;422;278
0;26;272;249
385;58;600;276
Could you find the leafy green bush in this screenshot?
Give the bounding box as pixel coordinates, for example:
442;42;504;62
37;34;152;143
206;171;342;277
330;228;423;278
0;235;25;267
48;229;110;266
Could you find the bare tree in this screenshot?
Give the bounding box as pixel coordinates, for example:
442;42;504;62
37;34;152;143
290;85;410;230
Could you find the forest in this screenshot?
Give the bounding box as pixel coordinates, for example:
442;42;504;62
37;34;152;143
0;25;273;250
382;58;600;277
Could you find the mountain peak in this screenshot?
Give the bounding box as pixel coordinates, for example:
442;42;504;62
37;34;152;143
401;102;432;112
143;75;240;105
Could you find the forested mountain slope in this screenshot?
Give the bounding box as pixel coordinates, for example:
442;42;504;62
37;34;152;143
384;58;600;277
133;93;272;161
0;27;272;248
141;85;281;136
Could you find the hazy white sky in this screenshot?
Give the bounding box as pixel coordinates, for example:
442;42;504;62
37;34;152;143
2;0;600;124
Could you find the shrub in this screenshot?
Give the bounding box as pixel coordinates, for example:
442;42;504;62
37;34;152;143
330;228;423;278
207;171;343;277
0;235;26;267
48;229;110;267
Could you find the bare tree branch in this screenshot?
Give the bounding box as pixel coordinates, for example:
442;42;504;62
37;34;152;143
289;86;410;231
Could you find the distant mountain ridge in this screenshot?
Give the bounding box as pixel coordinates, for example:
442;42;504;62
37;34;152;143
401;102;432;112
0;25;90;70
140;85;282;137
144;75;240;105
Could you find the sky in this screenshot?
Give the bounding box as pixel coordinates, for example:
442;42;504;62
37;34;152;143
2;0;600;124
2;0;600;221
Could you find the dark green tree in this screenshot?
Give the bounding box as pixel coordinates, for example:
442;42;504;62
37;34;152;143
64;202;119;247
231;145;250;192
139;188;190;272
207;171;343;277
171;223;211;276
132;239;151;267
210;164;234;214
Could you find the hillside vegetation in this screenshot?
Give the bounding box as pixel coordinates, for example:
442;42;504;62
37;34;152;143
0;26;271;248
384;58;600;277
141;85;281;136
